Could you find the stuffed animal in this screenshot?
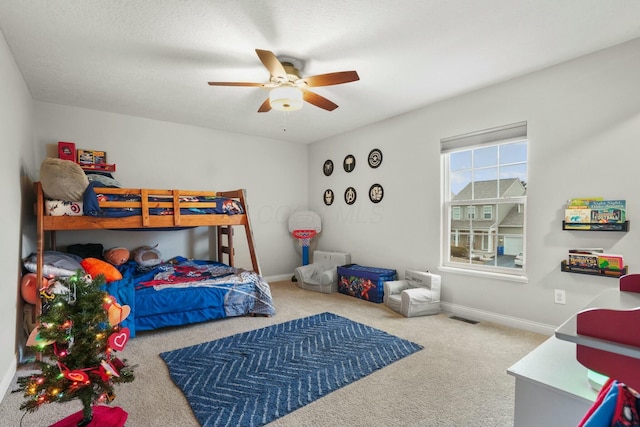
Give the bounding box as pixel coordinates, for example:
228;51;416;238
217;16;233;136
132;245;162;267
104;247;130;266
39;158;89;201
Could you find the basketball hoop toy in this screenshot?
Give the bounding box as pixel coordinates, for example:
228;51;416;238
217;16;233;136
292;229;317;265
288;211;322;268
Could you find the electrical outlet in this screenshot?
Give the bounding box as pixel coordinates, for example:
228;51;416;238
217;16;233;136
554;289;566;305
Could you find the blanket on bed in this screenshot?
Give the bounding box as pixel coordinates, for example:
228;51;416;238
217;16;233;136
82;182;244;217
104;257;274;337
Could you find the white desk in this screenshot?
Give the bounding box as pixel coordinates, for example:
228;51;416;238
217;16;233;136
507;337;597;427
508;287;640;427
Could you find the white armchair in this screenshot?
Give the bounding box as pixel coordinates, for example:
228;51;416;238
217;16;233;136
294;250;351;294
383;270;441;317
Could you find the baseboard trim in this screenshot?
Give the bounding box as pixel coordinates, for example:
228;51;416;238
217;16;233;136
440;302;556;336
264;273;295;283
0;354;17;404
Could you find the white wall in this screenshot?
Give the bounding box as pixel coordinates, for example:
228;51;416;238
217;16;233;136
309;38;640;333
34;103;308;278
0;29;36;400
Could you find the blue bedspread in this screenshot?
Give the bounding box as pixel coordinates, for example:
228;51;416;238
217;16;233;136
104;257;275;337
83;182;244;217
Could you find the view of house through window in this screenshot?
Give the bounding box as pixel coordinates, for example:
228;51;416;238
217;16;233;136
441;122;527;274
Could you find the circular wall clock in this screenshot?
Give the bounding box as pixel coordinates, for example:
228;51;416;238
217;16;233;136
344;187;357;205
369;184;384;203
323;189;334;206
323;160;334;176
368;149;383;168
343;154;356;173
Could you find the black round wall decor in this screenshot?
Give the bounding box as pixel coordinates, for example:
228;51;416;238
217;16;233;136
369;183;384;203
343;154;356;173
323;189;334;206
344;187;357;205
368;148;383;168
323;159;334;176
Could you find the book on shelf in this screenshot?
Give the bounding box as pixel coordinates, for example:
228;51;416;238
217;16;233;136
566;197;603;208
564;208;591;223
588;200;626;223
568;253;599;270
597;254;624;271
568;248;604;254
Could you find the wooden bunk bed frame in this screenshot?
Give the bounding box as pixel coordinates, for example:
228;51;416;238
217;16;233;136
33;181;260;319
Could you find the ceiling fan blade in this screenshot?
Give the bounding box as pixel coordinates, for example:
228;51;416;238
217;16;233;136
258;97;272;113
302;89;339;111
300;71;360;87
255;49;287;81
208;82;265;87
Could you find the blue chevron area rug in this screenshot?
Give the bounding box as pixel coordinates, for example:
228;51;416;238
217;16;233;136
160;312;423;427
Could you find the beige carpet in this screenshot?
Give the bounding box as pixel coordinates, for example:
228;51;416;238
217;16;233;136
1;280;547;427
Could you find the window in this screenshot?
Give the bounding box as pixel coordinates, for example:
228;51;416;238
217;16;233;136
483;205;493;220
467;206;476;220
452;206;461;220
441;122;527;277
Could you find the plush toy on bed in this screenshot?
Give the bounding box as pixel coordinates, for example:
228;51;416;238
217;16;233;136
39;158;89;201
104;247;130;266
80;257;123;283
132;245;162;267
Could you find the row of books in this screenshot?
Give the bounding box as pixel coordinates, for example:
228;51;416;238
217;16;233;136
567;248;624;274
564;198;626;229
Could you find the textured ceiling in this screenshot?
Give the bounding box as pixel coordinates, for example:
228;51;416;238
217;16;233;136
1;1;639;144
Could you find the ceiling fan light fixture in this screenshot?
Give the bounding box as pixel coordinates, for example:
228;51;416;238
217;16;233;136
269;86;303;111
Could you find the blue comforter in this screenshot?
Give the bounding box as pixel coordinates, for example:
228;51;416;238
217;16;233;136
104;257;275;337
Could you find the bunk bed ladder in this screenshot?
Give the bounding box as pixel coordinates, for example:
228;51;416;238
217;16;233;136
217;226;235;267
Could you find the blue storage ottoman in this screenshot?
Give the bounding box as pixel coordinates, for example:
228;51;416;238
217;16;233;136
337;264;397;303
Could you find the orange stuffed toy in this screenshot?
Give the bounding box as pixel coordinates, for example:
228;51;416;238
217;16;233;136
80;257;123;283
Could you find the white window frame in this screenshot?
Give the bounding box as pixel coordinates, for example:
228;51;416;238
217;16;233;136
440;121;528;282
452;206;461;220
483;205;493;220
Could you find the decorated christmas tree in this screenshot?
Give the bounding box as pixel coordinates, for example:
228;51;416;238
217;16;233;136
17;272;135;426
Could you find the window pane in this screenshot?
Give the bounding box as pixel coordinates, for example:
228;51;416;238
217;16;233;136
451;150;471;172
474;145;497;168
498;164;527;196
473;172;498;199
474;167;498;199
499;141;527;164
450;170;471;197
450;232;471;264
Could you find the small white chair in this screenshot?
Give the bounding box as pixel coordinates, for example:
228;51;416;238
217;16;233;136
294;250;351;294
383;270;441;317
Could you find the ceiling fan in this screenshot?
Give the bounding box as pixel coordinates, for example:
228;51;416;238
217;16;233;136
208;49;359;112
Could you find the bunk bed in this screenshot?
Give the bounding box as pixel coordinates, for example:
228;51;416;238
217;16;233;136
33;181;274;336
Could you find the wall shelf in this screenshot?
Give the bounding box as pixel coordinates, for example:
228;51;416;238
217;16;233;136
561;260;627;278
562;221;629;232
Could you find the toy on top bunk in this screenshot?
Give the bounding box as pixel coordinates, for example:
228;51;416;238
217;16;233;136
39;158;88;202
39;158;122;216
